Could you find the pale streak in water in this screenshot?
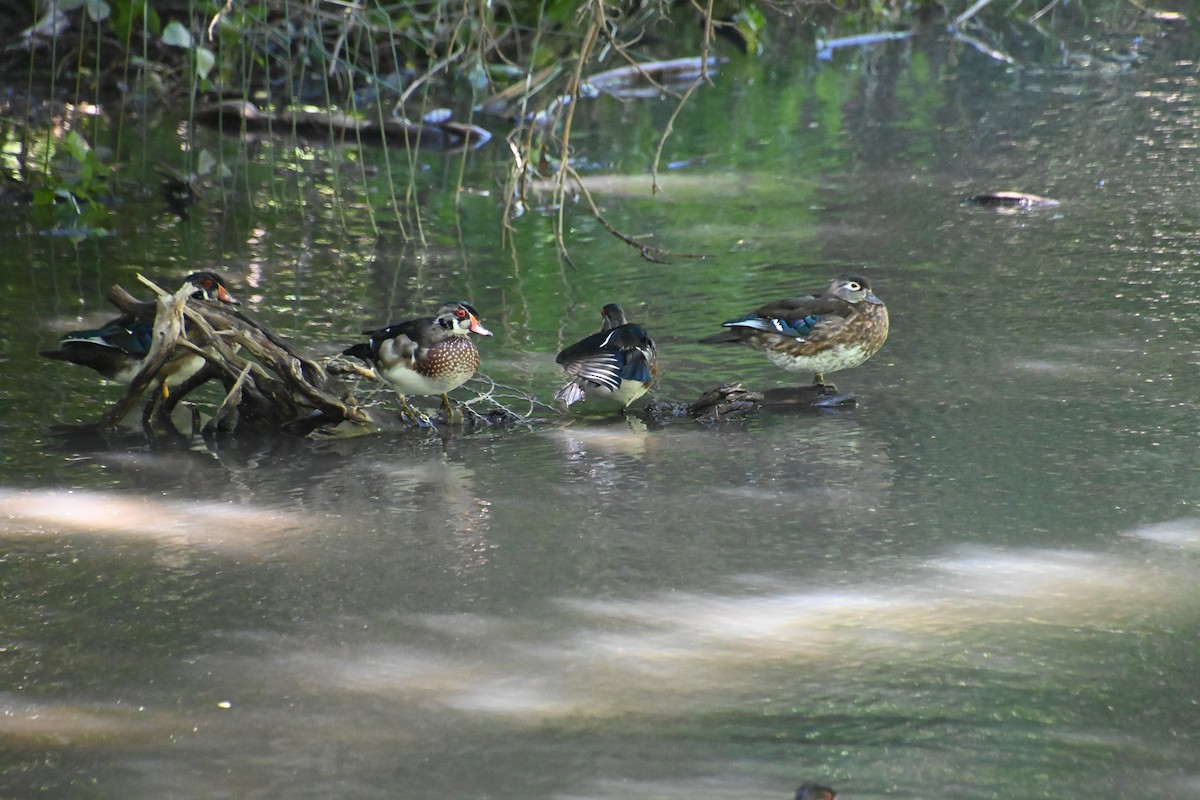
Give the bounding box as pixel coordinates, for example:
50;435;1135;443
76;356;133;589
0;488;309;553
5;486;1194;745
269;539;1195;719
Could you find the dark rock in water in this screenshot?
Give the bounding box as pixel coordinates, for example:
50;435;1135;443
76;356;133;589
795;783;837;800
965;191;1060;210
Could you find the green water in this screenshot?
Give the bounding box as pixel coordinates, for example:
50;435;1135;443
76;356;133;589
2;18;1200;800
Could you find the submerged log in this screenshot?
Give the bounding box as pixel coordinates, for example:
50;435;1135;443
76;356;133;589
583;56;727;99
643;382;854;424
193;100;491;153
98;276;372;437
79;279;862;438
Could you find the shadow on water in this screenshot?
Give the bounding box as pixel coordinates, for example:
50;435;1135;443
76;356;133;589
5;394;1200;797
1;505;1195;798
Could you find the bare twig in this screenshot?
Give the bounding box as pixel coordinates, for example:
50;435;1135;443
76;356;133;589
460;373;560;424
204;362;253;435
650;77;703;197
651;0;715;195
951;0;999;30
550;0;606;267
564;165;708;263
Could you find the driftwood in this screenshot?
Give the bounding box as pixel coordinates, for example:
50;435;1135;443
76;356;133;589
644;382;855;424
97;276;372;437
193;101;491;153
582;56;727;99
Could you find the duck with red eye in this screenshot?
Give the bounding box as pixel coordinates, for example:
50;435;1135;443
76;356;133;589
187;270;239;305
699;274;888;390
41;271;240;395
554;302;657;411
342;301;492;424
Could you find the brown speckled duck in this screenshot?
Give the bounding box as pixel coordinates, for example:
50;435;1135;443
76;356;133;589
699;274;888;389
343;301;492;422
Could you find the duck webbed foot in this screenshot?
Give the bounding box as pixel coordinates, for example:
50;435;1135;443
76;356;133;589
810;373;838;391
396;397;434;428
439;394;466;425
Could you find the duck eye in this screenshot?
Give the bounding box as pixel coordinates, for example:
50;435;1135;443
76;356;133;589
847;281;862;291
455;308;467;318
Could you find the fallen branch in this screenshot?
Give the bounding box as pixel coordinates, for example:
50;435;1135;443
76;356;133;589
96;279;192;430
96;276;373;437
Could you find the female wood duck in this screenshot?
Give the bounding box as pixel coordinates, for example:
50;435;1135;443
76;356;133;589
795;783;836;800
41;271;240;394
699;274;888;388
554;302;657;409
342;301;492;422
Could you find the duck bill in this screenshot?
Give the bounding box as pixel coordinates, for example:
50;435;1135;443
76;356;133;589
217;284;241;305
469;315;493;336
865;291;883;305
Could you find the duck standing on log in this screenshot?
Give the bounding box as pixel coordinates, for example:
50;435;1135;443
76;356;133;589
555;302;657;410
342;301;492;424
699;274;888;390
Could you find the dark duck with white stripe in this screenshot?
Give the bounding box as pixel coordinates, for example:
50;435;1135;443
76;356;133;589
41;271;240;394
555;303;657;409
699;274;888;389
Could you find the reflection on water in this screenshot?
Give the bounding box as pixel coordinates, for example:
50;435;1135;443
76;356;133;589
0;694;172;746
1129;518;1200;550
274;544;1194;721
0;488;309;553
8;536;1184;800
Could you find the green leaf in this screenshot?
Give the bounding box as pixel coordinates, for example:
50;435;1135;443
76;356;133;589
108;0;160;41
31;187;58;207
733;7;768;56
85;0;110;22
64;130;91;161
162;20;192;48
196;149;217;177
194;46;216;79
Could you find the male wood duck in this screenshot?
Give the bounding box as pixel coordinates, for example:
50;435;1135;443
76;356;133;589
554;302;657;409
795;783;836;800
41;271;240;394
699;274;888;388
342;301;492;422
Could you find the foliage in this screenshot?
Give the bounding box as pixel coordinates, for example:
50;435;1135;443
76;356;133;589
1;0;1146;243
26;129;113;238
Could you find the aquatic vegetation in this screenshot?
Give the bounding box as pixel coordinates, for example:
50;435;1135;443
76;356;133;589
0;0;1149;245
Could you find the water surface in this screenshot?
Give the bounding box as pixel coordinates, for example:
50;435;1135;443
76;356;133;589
3;18;1200;800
